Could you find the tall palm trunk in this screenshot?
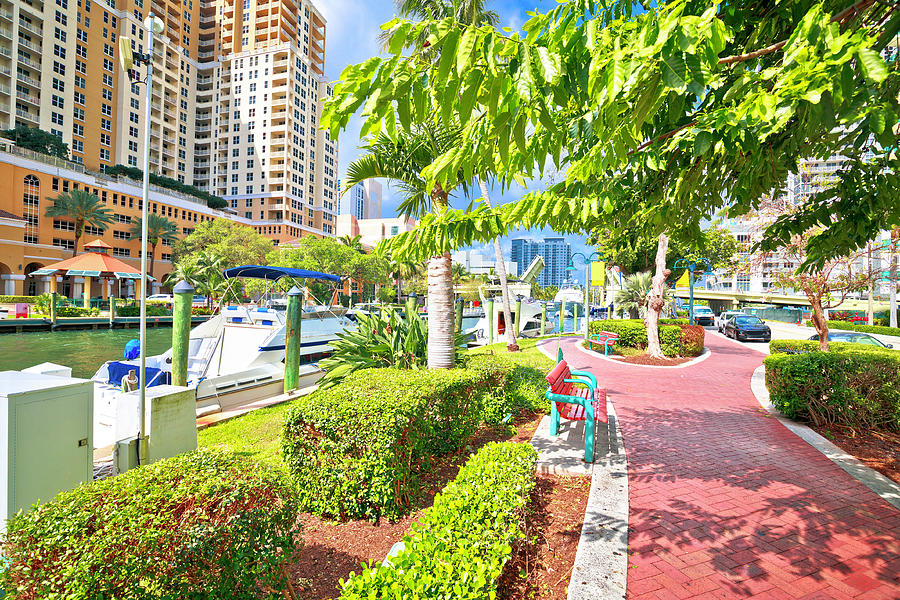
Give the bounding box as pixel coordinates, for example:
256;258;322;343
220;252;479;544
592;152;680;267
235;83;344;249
645;233;669;359
427;184;456;368
478;179;518;351
73;220;84;256
149;242;157;282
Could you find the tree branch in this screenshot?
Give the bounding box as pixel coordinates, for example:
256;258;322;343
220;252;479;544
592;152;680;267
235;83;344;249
630;120;697;154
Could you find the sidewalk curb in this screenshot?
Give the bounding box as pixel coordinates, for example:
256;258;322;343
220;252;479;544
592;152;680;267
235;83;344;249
750;365;900;511
575;341;712;369
538;339;630;600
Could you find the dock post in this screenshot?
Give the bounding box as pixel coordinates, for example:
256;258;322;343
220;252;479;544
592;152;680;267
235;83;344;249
573;302;580;334
540;303;547;336
406;294;417;323
455;298;463;334
109;294;116;328
559;300;566;333
284;286;303;392
171;281;194;387
50;291;57;326
486;298;494;345
514;297;522;336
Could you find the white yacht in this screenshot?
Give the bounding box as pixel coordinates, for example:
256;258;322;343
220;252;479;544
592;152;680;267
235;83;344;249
465;256;547;342
91;266;352;448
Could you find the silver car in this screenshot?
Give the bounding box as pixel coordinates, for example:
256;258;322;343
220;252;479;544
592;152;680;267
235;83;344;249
716;311;744;332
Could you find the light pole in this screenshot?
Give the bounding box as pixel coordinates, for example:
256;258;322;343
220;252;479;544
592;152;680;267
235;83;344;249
118;15;164;465
673;258;710;325
567;251;605;340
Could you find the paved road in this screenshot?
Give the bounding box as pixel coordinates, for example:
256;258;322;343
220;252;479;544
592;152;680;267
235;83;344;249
545;334;900;599
707;321;900;355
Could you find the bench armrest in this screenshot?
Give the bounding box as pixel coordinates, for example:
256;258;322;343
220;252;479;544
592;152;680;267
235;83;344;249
569;369;597;388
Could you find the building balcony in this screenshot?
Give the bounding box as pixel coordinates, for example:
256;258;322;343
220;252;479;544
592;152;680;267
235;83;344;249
15;108;36;122
15;90;37;105
17;37;40;52
17;20;42;36
15;72;39;88
16;54;39;69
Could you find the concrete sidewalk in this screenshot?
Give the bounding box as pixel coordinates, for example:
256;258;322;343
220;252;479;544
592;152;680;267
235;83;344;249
545;335;900;599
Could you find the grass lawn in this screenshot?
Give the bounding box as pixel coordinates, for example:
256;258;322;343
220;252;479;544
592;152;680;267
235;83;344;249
198;337;557;470
198;400;298;471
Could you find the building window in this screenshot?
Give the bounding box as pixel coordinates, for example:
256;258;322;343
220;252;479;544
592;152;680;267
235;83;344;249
84;225;104;236
113;230;129;240
53;238;75;250
114;214;132;224
113;248;131;257
53;219;75;231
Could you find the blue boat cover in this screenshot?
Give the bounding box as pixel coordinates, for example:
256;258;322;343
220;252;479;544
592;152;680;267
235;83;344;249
124;339;141;360
222;265;342;283
106;361;170;388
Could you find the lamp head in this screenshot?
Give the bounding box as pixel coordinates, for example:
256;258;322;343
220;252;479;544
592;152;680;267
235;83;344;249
144;15;165;35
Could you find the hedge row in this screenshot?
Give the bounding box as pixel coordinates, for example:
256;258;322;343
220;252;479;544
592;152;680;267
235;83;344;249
769;339;893;354
106;164;228;209
587;319;704;357
765;350;900;432
0;451;299;599
805;319;900;338
339;442;537;600
282;357;517;521
0;296;36;304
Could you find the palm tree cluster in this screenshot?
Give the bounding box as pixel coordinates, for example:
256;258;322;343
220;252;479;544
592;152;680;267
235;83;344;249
44;190;115;256
164;251;233;308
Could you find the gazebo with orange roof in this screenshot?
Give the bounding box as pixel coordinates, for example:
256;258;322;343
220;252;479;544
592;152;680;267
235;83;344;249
30;240;153;308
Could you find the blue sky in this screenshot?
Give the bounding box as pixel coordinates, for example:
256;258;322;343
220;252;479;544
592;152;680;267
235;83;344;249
317;0;596;283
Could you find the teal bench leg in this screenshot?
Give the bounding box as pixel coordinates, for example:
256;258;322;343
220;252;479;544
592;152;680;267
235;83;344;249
548;393;560;436
584;399;595;463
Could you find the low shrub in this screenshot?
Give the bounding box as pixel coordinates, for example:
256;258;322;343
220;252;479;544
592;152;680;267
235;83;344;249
1;451;300;599
769;339;893;354
55;305;92;317
804;319;900;338
339;442;537;600
764;350;900;431
281;363;509;521
467;353;550;423
0;295;36;304
588;319;703;357
117;305;171;317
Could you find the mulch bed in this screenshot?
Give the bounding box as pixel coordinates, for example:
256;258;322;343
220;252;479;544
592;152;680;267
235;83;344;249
614;354;693;366
809;423;900;485
498;474;592;600
286;411;546;599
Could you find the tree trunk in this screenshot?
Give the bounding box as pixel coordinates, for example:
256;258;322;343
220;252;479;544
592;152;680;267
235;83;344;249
645;233;670;359
810;297;829;351
397;279;402;304
427;184;455;369
73;220;83;257
149;242;157;282
478;179;518;351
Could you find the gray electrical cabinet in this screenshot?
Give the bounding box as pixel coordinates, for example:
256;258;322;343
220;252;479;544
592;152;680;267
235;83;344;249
0;371;93;533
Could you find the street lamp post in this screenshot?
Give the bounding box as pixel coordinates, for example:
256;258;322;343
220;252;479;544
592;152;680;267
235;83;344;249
673;258;710;325
567;251;605;340
118;15;164;465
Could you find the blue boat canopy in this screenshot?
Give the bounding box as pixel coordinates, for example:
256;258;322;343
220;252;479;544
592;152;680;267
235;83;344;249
222;265;342;283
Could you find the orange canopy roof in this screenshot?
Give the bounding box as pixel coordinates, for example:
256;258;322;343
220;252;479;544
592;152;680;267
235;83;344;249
33;239;143;278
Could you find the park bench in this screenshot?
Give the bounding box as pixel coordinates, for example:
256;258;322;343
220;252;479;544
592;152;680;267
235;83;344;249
544;360;607;463
588;331;620;355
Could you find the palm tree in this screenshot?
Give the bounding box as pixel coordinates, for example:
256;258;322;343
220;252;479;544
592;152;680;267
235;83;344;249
390;258;423;304
380;0;499;49
163;261;200;290
129;214;178;281
347;125;466;368
338;234;365;253
44;189;115;256
614;271;662;319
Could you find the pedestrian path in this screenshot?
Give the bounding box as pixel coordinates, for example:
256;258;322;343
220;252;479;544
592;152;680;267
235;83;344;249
543;335;900;599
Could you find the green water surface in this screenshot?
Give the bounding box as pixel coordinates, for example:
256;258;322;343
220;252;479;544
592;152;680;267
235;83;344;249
0;328;173;379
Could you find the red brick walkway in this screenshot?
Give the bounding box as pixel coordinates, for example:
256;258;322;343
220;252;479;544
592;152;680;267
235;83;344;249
544;334;900;599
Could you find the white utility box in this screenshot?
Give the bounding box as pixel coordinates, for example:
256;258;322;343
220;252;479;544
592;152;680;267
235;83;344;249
0;371;93;532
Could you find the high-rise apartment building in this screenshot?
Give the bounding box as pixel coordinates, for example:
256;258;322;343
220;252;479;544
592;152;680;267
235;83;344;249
511;237;571;288
0;0;337;244
339;179;381;221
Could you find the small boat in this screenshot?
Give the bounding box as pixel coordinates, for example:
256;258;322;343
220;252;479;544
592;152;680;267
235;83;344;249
465;256;547;342
91;266;351;448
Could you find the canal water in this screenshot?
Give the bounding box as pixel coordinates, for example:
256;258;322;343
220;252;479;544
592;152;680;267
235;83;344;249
0;315;582;379
0;328;172;378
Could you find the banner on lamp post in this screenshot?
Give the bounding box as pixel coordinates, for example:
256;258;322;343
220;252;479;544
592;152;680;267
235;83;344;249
590;261;606;287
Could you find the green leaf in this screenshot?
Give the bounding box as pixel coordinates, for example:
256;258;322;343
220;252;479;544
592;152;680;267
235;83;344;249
693;130;712;156
513;115;527;153
857;48;888;83
437;29;460;81
534;47;560;84
661;54;687;92
457;27;478;76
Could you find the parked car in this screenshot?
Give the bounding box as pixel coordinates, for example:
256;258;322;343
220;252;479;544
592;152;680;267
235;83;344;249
808;331;893;349
690;305;716;326
147;294;174;303
716;311;744;332
724;315;771;342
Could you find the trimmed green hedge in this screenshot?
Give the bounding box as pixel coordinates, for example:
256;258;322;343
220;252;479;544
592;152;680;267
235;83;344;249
1;451;299;599
339;442;537;600
467;353;550;424
764;350;900;431
117;305;171;317
106;164;227;209
281;361;511;521
587;319;703;357
804;319;900;338
769;339;894;354
0;295;36;304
